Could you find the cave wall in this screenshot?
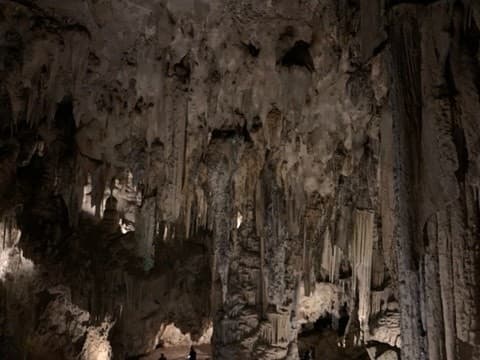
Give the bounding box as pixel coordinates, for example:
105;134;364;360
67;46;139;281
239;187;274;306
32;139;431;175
385;1;480;359
0;0;479;359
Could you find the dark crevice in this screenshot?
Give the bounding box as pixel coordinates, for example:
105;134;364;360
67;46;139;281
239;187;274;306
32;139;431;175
241;42;260;57
461;14;480;103
210;123;252;143
280;40;315;72
10;0;92;38
339;260;352;279
387;0;441;8
313;313;332;332
372;38;389;58
338;304;350;337
250;116;263;132
210;128;238;139
55;96;76;137
173;55;191;83
444;52;458;97
422;221;429;252
452;126;469;183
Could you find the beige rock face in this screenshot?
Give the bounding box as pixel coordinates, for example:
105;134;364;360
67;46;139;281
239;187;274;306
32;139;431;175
0;0;479;359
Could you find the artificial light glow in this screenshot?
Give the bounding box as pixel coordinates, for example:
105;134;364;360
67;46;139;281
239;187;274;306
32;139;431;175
119;219;128;234
119;219;135;234
81;175;96;216
236;211;243;229
81;322;113;360
0;246;35;282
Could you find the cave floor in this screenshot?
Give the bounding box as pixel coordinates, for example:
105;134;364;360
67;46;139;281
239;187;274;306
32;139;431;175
142;344;211;360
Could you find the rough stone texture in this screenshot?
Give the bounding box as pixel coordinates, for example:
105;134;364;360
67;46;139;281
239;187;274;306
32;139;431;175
1;0;479;359
386;2;480;360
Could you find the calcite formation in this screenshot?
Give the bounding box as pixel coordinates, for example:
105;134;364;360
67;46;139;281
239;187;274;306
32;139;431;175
0;0;479;359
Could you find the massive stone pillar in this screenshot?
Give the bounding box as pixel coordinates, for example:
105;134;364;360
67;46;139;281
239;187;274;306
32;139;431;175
387;2;480;359
388;6;426;359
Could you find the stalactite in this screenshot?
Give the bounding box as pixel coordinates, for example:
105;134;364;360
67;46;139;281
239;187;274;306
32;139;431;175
423;214;447;360
321;227;333;281
219;319;241;345
321;223;344;284
270;313;290;345
255;179;266;239
0;214;20;251
359;0;385;61
332;246;345;285
2;221;5;251
371;243;386;290
206;146;233;308
335;206;352;254
436;210;455;360
370;290;390;317
135;197;156;271
123;272;132;312
331;245;336;284
91;165;107;218
389;8;428;358
184;192;193;239
260;313;289;345
260;233;267;317
351;209;374;338
196;188;208;231
302;227;311;297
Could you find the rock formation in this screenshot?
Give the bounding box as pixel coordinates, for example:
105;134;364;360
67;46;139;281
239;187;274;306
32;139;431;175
0;0;479;359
